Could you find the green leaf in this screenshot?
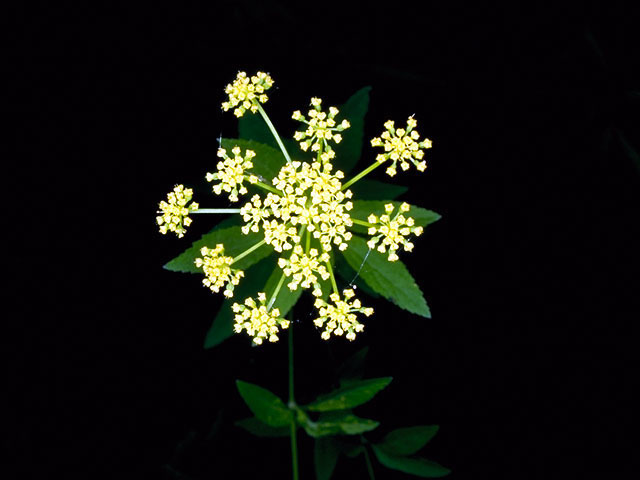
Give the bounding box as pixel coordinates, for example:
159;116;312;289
237;114;306;162
332;87;371;174
219;138;287;183
235;417;291;438
305;377;392;412
349;200;441;236
341;235;431;318
235;380;292;427
163;225;272;273
334;254;380;299
203;256;274;348
238;113;276;148
348;178;408;200
336;347;369;386
314;437;340;480
263;267;303;317
372;445;451;477
300;409;379;437
377;425;440;456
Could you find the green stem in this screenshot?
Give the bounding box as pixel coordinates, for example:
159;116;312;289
325;255;340;295
288;313;299;480
363;446;376;480
267;272;287;311
192;208;241;214
230;239;266;265
351;217;375;228
341;161;383;190
257;104;292;164
249;178;282;195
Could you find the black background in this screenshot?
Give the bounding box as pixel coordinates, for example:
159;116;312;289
9;2;639;479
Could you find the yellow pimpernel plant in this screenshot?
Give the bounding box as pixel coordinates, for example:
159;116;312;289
155;71;448;480
157;71;439;346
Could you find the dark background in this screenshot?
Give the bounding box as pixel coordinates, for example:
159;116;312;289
10;2;638;479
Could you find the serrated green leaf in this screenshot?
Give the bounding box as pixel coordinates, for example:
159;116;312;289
219;138;287;183
236;380;292;427
336;347;369;386
349;201;441;236
235;417;291;438
203;256;275;348
334;254;380;299
348;178;408;200
341;235;431;318
305;377;392;412
163;225;272;273
377;425;440;456
315;437;340;480
300;409;379;437
263;266;303;317
372;445;451;477
237;114;307;162
238;113;276;147
332;87;371;174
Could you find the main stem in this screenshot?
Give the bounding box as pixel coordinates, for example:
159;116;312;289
363;447;376;480
288;314;299;480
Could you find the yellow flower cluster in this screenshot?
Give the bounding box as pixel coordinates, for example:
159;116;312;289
155;72;433;345
278;245;330;295
366;203;423;261
240;160;354;252
370;117;432;177
194;244;244;297
156;185;199;238
313;289;373;341
232;292;290;344
292;98;350;157
206;146;258;202
222;71;274;117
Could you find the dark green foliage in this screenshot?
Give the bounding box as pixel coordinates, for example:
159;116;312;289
372;445;451;478
235;380;292;427
304;377;392;412
341;235;431;318
163;225;271;273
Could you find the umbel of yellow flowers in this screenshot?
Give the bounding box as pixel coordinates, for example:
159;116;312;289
156;71;432;345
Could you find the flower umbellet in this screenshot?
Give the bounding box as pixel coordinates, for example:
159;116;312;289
156;71;434;345
156;184;199;238
370;117;432;177
206;146;258;203
366;202;424;262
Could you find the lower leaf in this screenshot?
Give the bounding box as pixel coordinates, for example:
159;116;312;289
371;445;451;478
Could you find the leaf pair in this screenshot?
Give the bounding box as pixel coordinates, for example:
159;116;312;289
315;425;450;479
235;376;392;439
